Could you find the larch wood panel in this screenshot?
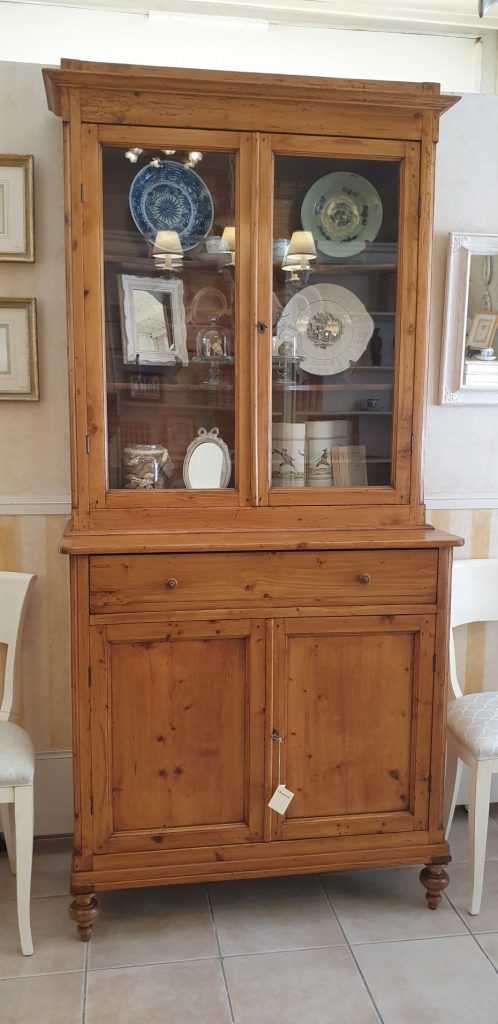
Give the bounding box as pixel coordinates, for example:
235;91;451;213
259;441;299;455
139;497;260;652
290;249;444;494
285;631;414;818
77;90;428;141
110;636;247;830
256;134;273;506
412;113;437;509
63;526;462;555
89;548;438;613
235;134;256;506
90;618;266;854
271;614;435;842
390;142;420;505
65;93;89;531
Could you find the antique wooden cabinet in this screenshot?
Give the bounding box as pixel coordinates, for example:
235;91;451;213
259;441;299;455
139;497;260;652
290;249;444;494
44;59;461;939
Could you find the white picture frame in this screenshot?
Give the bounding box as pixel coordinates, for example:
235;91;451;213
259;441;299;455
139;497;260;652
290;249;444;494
0;298;39;400
118;274;188;366
440;233;498;405
0;155;34;262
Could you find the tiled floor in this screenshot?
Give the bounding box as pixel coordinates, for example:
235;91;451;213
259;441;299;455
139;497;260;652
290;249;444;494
2;808;498;1024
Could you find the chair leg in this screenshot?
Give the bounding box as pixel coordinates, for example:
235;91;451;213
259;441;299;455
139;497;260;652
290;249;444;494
467;758;493;916
14;786;34;955
443;739;462;838
0;803;16;874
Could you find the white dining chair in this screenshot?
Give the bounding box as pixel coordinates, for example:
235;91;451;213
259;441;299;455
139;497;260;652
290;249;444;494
0;571;37;954
444;558;498;915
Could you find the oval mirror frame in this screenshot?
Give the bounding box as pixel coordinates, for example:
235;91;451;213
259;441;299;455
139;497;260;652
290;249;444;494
183;427;232;489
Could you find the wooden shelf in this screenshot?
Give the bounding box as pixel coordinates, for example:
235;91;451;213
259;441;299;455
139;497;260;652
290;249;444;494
274;383;393;392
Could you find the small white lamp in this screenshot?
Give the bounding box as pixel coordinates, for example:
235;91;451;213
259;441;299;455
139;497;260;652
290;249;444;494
282;231;317;278
153;230;183;270
220;226;236;265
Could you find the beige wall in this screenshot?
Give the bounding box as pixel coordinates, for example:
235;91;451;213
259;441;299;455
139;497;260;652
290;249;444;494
1;64;497;799
0;62;71;755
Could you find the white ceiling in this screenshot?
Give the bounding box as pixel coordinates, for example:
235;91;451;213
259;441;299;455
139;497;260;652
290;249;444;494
3;0;498;32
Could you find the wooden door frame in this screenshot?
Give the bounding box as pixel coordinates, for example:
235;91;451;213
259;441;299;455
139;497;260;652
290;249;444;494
256;134;421;509
89;617;266;854
269;613;436;842
79;124;258;522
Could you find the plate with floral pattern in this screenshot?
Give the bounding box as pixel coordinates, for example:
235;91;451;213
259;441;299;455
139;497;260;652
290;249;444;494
301;171;383;258
129;160;214;251
277;283;373;376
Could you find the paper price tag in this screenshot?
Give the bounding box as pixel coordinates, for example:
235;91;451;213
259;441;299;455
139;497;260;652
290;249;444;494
268;784;294;815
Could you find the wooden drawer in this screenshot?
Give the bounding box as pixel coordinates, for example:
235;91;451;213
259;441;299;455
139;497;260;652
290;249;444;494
89;549;438;613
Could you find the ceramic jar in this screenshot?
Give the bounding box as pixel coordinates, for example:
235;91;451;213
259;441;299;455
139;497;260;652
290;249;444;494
305;420;352;487
272;422;305;488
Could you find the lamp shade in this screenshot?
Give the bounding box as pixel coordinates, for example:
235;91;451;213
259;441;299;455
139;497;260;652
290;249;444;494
221;226;236;252
286;231;317;260
153;230;183;255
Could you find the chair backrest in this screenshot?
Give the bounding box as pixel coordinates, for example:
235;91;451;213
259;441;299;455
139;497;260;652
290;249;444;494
449;558;498;701
0;571;36;721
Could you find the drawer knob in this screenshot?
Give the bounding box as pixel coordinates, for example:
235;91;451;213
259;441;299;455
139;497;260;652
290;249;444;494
358;574;371;586
165;578;178;590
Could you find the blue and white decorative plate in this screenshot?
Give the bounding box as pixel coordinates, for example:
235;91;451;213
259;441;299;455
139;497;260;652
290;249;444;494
129;160;214;251
301;172;383;258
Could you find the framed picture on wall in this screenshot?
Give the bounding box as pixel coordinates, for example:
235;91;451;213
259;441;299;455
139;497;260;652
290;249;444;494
0;298;39;400
467;312;498;350
0;155;34;262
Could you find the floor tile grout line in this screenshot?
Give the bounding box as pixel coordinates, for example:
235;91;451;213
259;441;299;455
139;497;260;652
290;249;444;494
81;944;89;1024
86;955;220;974
206;887;237;1024
444;891;498;976
219;941;348;959
0;969;86;981
472;934;498;976
318;877;385;1024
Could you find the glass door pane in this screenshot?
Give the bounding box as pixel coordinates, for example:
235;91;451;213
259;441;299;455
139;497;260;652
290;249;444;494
102;143;237;491
271;154;399;492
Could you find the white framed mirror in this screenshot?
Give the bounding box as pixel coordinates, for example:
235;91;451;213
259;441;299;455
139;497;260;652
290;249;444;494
183;427;232;489
440;233;498;405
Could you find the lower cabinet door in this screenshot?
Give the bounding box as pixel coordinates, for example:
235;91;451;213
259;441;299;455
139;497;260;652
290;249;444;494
270;615;436;841
90;618;266;854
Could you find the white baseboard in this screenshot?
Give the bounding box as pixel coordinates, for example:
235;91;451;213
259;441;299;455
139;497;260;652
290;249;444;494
34;750;73;836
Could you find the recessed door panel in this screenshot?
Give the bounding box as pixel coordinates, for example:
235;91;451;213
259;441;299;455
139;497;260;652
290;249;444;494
271;615;435;841
91;618;265;853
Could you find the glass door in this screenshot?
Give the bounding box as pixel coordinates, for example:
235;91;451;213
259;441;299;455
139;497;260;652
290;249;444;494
82;126;254;510
258;136;420;506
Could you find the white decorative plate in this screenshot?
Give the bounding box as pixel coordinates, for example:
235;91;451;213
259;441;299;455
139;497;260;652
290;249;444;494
277;283;374;376
301;171;383;258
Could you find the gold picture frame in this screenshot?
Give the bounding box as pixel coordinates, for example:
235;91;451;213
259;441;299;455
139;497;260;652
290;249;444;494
0;298;39;400
0;155;34;262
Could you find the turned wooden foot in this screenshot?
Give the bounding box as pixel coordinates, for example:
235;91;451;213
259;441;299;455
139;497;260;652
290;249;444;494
419;863;449;910
69;892;100;941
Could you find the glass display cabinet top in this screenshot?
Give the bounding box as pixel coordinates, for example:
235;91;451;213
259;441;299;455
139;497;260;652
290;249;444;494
271;154;400;491
102;143;236;492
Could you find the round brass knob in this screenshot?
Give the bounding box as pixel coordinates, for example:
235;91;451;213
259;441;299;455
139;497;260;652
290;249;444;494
165;578;178;590
358;574;371;585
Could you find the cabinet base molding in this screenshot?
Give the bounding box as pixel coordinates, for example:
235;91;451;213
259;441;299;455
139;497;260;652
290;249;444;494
69;840;451;892
419;861;450;910
69;891;100;942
